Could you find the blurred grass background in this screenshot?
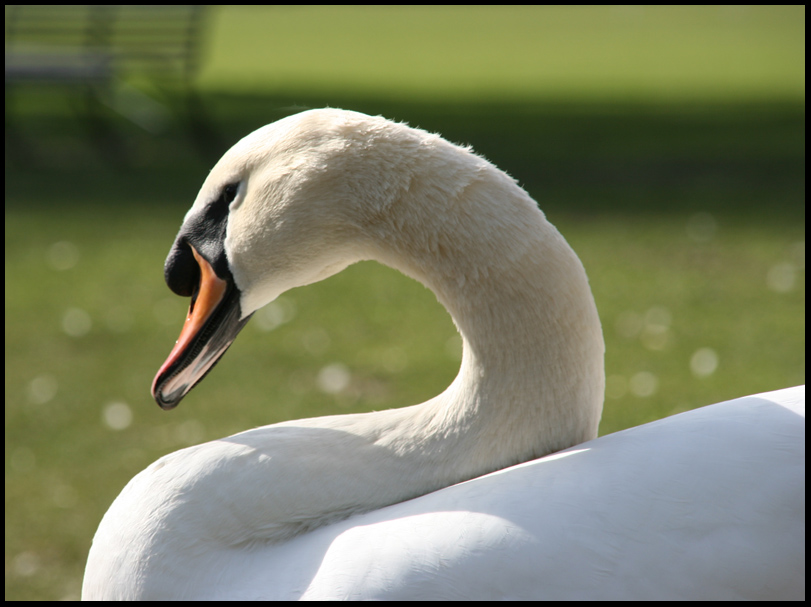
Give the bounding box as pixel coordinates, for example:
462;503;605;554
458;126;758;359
5;6;805;600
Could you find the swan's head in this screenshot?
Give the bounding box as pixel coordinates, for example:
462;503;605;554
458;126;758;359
152;109;419;409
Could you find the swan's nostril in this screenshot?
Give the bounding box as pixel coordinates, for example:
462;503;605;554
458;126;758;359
188;275;201;316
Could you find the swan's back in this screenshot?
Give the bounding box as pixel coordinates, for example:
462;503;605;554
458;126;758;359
90;386;801;600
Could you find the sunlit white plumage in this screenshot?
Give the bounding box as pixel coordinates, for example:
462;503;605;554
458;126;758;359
82;109;804;600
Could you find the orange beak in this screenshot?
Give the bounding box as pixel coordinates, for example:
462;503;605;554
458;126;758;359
151;246;251;409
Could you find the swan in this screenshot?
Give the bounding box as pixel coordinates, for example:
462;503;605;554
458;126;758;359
82;109;805;600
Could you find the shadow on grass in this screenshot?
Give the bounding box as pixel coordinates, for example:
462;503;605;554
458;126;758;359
5;91;805;223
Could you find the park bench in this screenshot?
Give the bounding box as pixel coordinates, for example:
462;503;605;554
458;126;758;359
5;5;218;162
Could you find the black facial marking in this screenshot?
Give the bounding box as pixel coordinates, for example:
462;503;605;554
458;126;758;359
164;182;241;295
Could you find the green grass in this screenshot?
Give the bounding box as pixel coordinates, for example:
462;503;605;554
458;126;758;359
4;5;805;600
202;6;805;102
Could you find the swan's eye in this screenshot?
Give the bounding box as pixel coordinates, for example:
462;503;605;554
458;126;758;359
223;183;240;204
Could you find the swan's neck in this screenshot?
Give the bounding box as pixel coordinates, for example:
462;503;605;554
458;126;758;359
360;148;605;480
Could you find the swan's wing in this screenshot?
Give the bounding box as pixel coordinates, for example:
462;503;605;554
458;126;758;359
211;386;804;600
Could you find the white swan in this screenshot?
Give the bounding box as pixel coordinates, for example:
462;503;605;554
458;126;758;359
82;109;805;600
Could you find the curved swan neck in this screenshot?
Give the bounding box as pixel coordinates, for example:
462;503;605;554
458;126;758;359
352;131;605;465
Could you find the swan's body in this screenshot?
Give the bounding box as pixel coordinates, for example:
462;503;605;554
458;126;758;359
82;109;804;600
